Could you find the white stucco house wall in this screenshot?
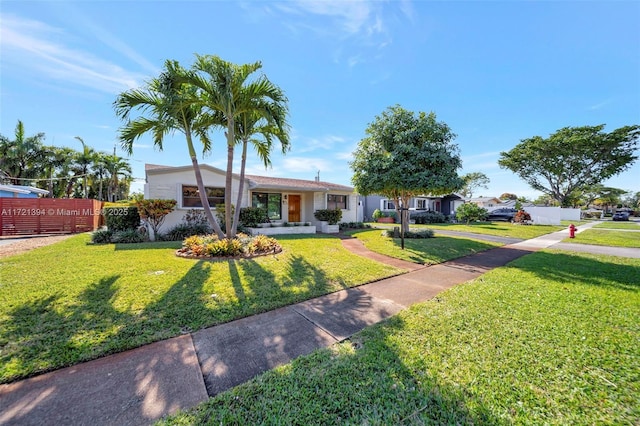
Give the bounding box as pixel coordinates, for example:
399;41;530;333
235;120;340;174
143;164;358;234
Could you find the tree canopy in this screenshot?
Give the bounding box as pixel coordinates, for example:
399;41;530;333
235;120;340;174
498;124;639;206
350;105;463;232
460;172;490;198
114;55;289;239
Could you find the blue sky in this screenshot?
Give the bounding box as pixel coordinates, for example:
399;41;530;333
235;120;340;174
1;0;639;199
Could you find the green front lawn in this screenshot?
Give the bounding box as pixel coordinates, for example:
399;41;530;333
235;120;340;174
348;229;502;264
161;251;640;425
0;234;403;383
372;221;564;239
563;229;640;248
593;221;640;230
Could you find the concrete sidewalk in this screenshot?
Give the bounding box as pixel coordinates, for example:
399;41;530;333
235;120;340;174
1;221;636;426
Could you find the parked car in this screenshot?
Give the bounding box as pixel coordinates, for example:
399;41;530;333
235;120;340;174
487;208;517;222
612;212;630;221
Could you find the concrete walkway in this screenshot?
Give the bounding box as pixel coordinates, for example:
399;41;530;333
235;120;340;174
1;222;638;425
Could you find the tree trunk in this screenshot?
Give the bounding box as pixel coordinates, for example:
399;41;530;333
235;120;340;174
231;139;249;237
191;155;225;239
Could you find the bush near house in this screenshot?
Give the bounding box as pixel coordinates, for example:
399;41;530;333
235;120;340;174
240;207;269;227
455;203;488;224
411;211;446;224
103;206;140;232
314;208;343;225
135;199;177;238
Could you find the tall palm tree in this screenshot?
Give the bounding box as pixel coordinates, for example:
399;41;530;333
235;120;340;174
186;54;290;237
230;104;290;236
114;60;226;238
103;154;132;202
73;136;96;198
0;120;46;185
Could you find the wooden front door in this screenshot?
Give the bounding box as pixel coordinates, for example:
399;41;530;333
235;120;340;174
288;195;301;222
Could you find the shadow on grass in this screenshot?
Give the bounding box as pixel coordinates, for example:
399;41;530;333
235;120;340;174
1;260;214;384
183;313;503;425
511;251;640;291
112;241;182;251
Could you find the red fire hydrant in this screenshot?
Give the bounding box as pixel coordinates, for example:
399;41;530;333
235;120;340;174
569;224;576;239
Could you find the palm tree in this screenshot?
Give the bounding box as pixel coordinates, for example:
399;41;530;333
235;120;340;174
187;54;290;237
0;120;46;185
103;154;132;202
73;136;96;198
230;104;290;236
114;59;226;238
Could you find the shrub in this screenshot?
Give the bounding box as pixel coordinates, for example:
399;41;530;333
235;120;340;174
514;210;532;223
339;222;371;230
372;209;383;220
162;223;211;241
135;199;177;237
183;209;209;226
382;229;435;239
240;207;268;227
104;206;140;232
314;208;343;225
456;203;488;224
91;229;113;244
411;211;446;224
215;204;235;231
111;229;146;243
177;233;282;258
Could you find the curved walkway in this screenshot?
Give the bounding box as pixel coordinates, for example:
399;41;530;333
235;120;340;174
1;222;638;425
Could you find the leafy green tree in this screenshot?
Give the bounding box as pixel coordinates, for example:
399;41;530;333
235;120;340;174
594;187;627;214
185;55;290;238
351;105;464;233
460;172;490;198
622;191;640;208
455;203;488;224
499;124;640;207
0;120;46;185
114;59;226;239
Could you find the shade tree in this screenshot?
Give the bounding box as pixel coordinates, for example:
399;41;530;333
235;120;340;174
351;105;463;234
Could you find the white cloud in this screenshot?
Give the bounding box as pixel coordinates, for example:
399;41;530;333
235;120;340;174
0;14;148;94
296;134;349;153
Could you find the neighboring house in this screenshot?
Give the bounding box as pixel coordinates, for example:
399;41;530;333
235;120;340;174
360;193;464;221
0;184;50;198
144;164;358;233
466;197;503;210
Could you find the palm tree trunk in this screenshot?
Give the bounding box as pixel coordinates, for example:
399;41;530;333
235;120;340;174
191;155;225;239
231;139;249;236
224;117;235;238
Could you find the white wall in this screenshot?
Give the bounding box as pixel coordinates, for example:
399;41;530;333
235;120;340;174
146;167;244;234
523;207;580;225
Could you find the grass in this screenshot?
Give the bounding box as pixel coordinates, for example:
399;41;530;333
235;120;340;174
593;221;640;230
372;221;564;239
563;229;640;248
346;229;502;264
160;251;640;425
0;233;404;383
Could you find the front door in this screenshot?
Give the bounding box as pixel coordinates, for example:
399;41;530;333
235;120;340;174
288;195;301;222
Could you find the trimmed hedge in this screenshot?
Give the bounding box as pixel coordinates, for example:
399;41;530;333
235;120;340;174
314;208;343;225
104;206;140;231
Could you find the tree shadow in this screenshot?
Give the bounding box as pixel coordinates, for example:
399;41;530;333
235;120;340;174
1;275;125;382
188;312;503;424
509;251;639;291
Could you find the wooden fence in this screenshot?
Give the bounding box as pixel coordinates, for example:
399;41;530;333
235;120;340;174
0;199;104;236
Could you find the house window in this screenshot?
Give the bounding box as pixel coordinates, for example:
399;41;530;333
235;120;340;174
182;185;225;208
252;192;282;220
416;199;427;210
327;194;347;210
383;199;395;210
